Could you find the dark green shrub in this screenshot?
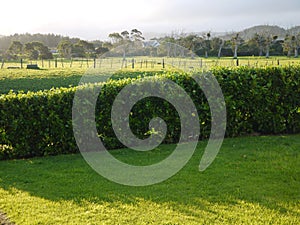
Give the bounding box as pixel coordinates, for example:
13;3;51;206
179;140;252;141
1;65;299;159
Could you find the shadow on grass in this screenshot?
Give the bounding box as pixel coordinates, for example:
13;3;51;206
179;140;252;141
0;135;299;218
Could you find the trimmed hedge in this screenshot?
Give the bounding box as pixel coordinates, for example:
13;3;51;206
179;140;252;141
1;66;300;159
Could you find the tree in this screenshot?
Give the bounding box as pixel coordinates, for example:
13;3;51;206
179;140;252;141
108;29;145;59
265;35;278;58
24;42;52;60
231;33;243;59
253;33;265;56
210;37;224;58
293;34;300;58
283;34;297;57
7;41;23;59
202;32;211;58
57;39;73;58
108;32;123;44
130;29;145;41
73;40;95;58
287;34;300;58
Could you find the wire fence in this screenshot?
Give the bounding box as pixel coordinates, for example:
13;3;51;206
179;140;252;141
1;57;300;70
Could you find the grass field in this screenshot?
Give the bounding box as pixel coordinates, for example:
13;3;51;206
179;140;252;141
0;135;299;224
1;56;300;94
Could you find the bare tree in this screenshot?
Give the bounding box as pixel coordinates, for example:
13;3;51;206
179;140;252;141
231;33;243;59
265;35;278;58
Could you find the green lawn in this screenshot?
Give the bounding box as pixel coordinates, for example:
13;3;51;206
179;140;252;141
0;68;85;94
0;135;299;224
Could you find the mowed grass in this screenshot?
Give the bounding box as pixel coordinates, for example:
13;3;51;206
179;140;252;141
0;67;168;94
0;68;86;94
0;135;299;224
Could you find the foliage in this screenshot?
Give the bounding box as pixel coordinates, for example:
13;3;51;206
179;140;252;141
23;42;53;60
0;135;299;224
0;66;300;159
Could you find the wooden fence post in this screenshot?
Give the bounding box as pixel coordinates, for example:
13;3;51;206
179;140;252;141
1;59;4;69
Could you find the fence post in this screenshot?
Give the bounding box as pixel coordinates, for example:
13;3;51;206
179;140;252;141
55;58;57;68
236;59;239;66
1;59;4;69
93;57;96;68
277;59;280;66
20;58;23;69
162;58;165;69
132;58;134;69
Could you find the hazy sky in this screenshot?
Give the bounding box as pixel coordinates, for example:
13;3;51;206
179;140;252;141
1;0;300;40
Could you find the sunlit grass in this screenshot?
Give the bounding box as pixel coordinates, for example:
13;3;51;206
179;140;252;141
0;135;299;224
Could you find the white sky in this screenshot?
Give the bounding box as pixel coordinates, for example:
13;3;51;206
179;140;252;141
1;0;300;40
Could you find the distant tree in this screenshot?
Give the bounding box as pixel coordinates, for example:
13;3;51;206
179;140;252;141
282;34;300;57
24;42;52;60
95;46;109;56
73;40;95;58
265;35;278;58
7;41;23;59
178;34;197;51
202;32;211;58
294;34;300;58
108;29;145;59
210;37;224;58
71;43;85;57
231;33;243;59
108;32;123;44
102;41;113;50
130;29;145;41
57;40;73;58
253;33;266;56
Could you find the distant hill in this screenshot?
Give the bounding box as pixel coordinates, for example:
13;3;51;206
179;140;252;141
240;25;286;39
146;25;299;41
218;25;287;40
287;26;300;35
0;33;81;51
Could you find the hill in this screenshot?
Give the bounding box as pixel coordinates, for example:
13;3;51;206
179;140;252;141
287;26;300;35
0;33;81;51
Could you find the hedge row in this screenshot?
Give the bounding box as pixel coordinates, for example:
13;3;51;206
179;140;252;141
1;66;300;159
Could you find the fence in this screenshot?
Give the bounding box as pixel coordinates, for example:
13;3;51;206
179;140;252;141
1;57;300;70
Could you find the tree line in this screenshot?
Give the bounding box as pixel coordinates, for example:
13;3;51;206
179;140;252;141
0;29;299;60
156;31;300;58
